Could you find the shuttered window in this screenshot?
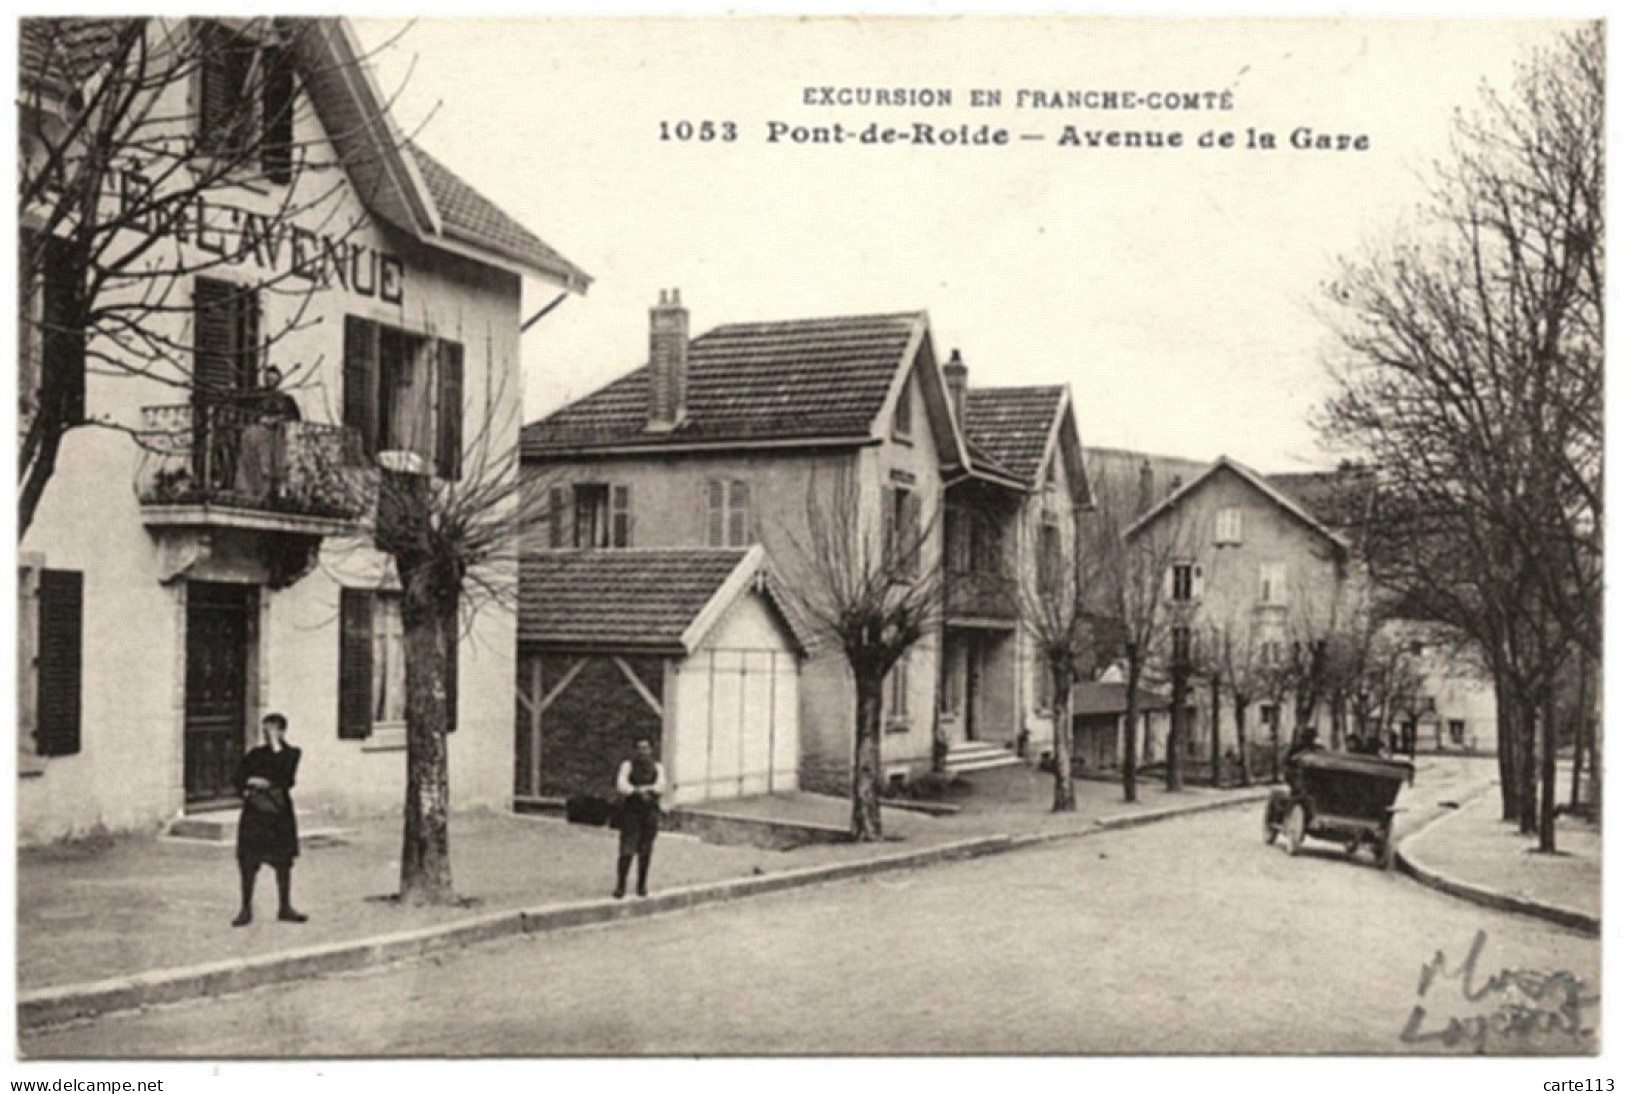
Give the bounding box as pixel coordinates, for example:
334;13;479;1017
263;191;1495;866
36;569;83;757
194;278;258;398
343;316;379;457
260;42;295;182
196;20;261;160
338;587;374;739
435;340;464;481
547;486;570;547
43;235;85;425
611;485;632;548
887;487;920;577
705;479;750;547
886;653;910;720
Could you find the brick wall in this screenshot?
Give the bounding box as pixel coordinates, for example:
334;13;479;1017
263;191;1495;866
536;654;665;799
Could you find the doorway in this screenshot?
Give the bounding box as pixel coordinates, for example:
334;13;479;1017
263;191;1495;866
184;582;257;805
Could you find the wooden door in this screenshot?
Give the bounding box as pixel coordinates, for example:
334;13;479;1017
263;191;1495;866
185;582;255;804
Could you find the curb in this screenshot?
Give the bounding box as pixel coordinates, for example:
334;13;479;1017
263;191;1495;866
1395;796;1601;938
17;790;1264;1032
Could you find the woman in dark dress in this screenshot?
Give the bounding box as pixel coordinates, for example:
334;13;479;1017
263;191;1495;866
231;712;307;926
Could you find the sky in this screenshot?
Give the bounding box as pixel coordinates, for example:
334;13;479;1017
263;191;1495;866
354;15;1571;473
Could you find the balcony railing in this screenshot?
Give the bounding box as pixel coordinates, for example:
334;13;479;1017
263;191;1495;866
137;402;368;527
945;569;1017;622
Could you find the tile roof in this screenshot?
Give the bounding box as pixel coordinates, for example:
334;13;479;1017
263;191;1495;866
407;141;589;290
1267;468;1376;534
964;386;1065;486
522;312;923;454
519;548;751;652
19;18;132;91
1072;681;1170;717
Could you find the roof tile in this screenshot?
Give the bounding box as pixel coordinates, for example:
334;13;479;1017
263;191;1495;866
963;386;1066;485
519;548;750;650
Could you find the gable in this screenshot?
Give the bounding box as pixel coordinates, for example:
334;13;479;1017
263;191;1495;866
1127;456;1345;556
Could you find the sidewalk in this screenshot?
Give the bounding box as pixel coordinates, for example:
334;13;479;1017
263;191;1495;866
18;767;1266;999
1398;785;1601;932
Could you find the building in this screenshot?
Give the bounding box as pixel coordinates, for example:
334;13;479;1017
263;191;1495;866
514;547;805;806
520;297;1086;796
1117;454;1355;770
17;18;587;841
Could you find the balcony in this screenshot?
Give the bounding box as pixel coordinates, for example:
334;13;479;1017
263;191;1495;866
138;403;368;534
945;569;1017;627
137;403;372;586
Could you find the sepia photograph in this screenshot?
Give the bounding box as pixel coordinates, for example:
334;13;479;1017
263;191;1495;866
6;6;1607;1075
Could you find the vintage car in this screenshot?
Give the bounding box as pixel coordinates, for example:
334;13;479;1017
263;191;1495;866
1263;750;1415;869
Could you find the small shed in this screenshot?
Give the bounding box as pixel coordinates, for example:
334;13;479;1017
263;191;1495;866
516;546;805;807
1071;681;1170;769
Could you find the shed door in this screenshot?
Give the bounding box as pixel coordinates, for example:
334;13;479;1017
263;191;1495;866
675;649;798;804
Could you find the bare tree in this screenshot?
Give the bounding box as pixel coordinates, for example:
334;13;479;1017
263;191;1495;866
326;349;552;905
18;17;417;537
1016;509;1089;812
779;465;943;840
1204;614;1268;786
1318;25;1601;852
1081;458;1195;803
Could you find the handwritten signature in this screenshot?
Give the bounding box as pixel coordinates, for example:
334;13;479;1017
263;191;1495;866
1400;929;1598;1053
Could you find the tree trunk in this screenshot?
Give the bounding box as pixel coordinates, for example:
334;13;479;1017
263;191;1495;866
1538;686;1559;853
1209;675;1221;787
1269;705;1281;784
851;669;885;841
1166;666;1187;792
1233;696;1251;787
1122;647;1140;803
399;605;455;905
1495;676;1517;822
1050;660;1075;812
1518;698;1539;836
1569;657;1589;810
1330;692;1345;751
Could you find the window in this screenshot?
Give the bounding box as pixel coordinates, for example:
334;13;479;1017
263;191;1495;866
1040;518;1064;582
1034;653;1055;713
546;483;631;548
1172;563;1194;602
1259;640;1283;667
886;485;921;577
1259;562;1287;606
944;508;971;572
892;378;913;439
886;653;911;724
194;20;296;182
1449;719;1465;744
971;513;1002;573
18;231;84;431
32;568;84;758
706;479;751;546
343;316;464;478
1216;507;1243;545
339;589;458;741
194;278;260;398
1171;626;1193;666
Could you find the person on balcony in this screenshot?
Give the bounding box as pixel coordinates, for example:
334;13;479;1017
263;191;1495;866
234;366;302;503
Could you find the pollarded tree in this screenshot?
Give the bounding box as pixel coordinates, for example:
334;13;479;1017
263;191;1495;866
1016;507;1090;812
780;464;943;840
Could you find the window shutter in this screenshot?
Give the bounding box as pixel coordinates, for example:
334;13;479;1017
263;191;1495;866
706;480;725;547
612;484;632;547
343;316;379;457
1193;564;1205;600
548;485;569;547
35;569;83;757
193;278;240;398
237;285;260;389
903;491;921;575
338;588;374;739
435;340;464;480
727;481;749;546
43;235;85;424
260;42;295;183
444;616;459;734
196;21;233;155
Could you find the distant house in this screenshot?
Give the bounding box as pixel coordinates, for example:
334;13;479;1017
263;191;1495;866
1070;681;1170;771
520;296;1087;796
516;547;804;805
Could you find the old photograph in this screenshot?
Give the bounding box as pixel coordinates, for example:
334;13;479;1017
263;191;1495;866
8;9;1605;1070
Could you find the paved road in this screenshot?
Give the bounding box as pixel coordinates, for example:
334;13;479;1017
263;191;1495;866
24;781;1598;1057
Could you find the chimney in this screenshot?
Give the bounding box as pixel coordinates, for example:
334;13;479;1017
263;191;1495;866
943;348;968;428
647;288;689;431
1137;459;1155;513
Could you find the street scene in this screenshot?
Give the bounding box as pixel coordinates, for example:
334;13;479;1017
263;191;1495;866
11;12;1603;1074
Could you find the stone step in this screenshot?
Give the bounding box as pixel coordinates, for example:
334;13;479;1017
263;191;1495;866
946;753;1024;773
944;741;1023;773
162;810;351;848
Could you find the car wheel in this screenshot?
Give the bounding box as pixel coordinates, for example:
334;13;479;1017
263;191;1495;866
1284;804;1307;856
